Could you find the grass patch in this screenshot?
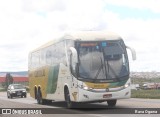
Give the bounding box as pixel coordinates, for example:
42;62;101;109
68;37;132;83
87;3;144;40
131;89;160;99
131;78;160;85
131;78;160;86
131;77;160;98
0;88;6;92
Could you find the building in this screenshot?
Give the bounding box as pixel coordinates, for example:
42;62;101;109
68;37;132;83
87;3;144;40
0;72;28;87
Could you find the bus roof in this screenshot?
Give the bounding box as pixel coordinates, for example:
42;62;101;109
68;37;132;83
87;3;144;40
30;31;122;53
63;31;122;41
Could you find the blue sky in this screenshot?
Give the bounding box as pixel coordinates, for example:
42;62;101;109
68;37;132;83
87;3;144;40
0;0;160;72
105;4;160;20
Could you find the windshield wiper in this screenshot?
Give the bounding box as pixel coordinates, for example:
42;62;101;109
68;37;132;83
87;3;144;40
94;57;104;80
107;61;120;81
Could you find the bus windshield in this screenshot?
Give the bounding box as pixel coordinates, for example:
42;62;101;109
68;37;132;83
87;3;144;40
76;40;129;82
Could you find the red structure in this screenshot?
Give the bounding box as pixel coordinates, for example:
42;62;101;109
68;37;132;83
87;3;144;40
0;77;28;83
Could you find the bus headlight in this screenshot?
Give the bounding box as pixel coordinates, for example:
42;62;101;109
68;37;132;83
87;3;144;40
79;85;92;91
124;83;130;88
83;86;89;90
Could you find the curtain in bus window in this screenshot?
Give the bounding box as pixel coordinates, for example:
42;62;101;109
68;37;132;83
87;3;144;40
79;46;106;79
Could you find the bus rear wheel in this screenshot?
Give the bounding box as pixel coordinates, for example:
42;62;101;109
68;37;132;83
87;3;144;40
107;100;117;107
37;90;42;104
37;90;46;105
36;90;52;105
65;88;73;108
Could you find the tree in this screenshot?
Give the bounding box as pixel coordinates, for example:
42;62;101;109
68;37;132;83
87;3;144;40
5;73;13;88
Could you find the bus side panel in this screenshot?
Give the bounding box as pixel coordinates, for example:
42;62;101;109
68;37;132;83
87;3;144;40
46;64;59;94
29;71;34;98
29;67;49;99
46;63;70;101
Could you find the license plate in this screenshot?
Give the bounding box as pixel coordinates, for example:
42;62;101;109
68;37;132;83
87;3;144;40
103;94;112;98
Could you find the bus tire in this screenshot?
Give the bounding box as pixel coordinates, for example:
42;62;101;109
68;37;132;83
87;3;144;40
34;87;37;99
37;90;44;104
107;100;117;107
65;88;73;108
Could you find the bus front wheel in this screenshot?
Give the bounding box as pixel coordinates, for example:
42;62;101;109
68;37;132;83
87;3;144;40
65;88;73;108
107;100;117;107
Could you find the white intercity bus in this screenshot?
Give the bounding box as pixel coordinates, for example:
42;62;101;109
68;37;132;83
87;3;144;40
28;31;136;108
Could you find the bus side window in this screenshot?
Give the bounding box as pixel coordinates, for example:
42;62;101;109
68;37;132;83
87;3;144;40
31;51;40;68
46;50;52;64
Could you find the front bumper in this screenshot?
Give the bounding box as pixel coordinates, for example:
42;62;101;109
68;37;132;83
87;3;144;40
77;86;130;102
11;91;27;97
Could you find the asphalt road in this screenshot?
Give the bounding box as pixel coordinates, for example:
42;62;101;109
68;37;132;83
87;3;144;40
0;92;160;117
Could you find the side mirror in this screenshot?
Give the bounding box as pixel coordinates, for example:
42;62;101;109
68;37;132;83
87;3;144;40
69;47;78;77
126;46;136;61
69;47;78;64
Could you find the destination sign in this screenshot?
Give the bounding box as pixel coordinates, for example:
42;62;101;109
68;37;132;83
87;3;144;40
80;43;98;47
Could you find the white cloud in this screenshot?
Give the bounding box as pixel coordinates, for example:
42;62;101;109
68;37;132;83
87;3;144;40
0;0;104;71
102;9;160;71
22;0;66;12
0;0;160;72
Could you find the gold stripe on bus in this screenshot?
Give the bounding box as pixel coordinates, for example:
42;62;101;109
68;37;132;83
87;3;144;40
84;82;109;89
